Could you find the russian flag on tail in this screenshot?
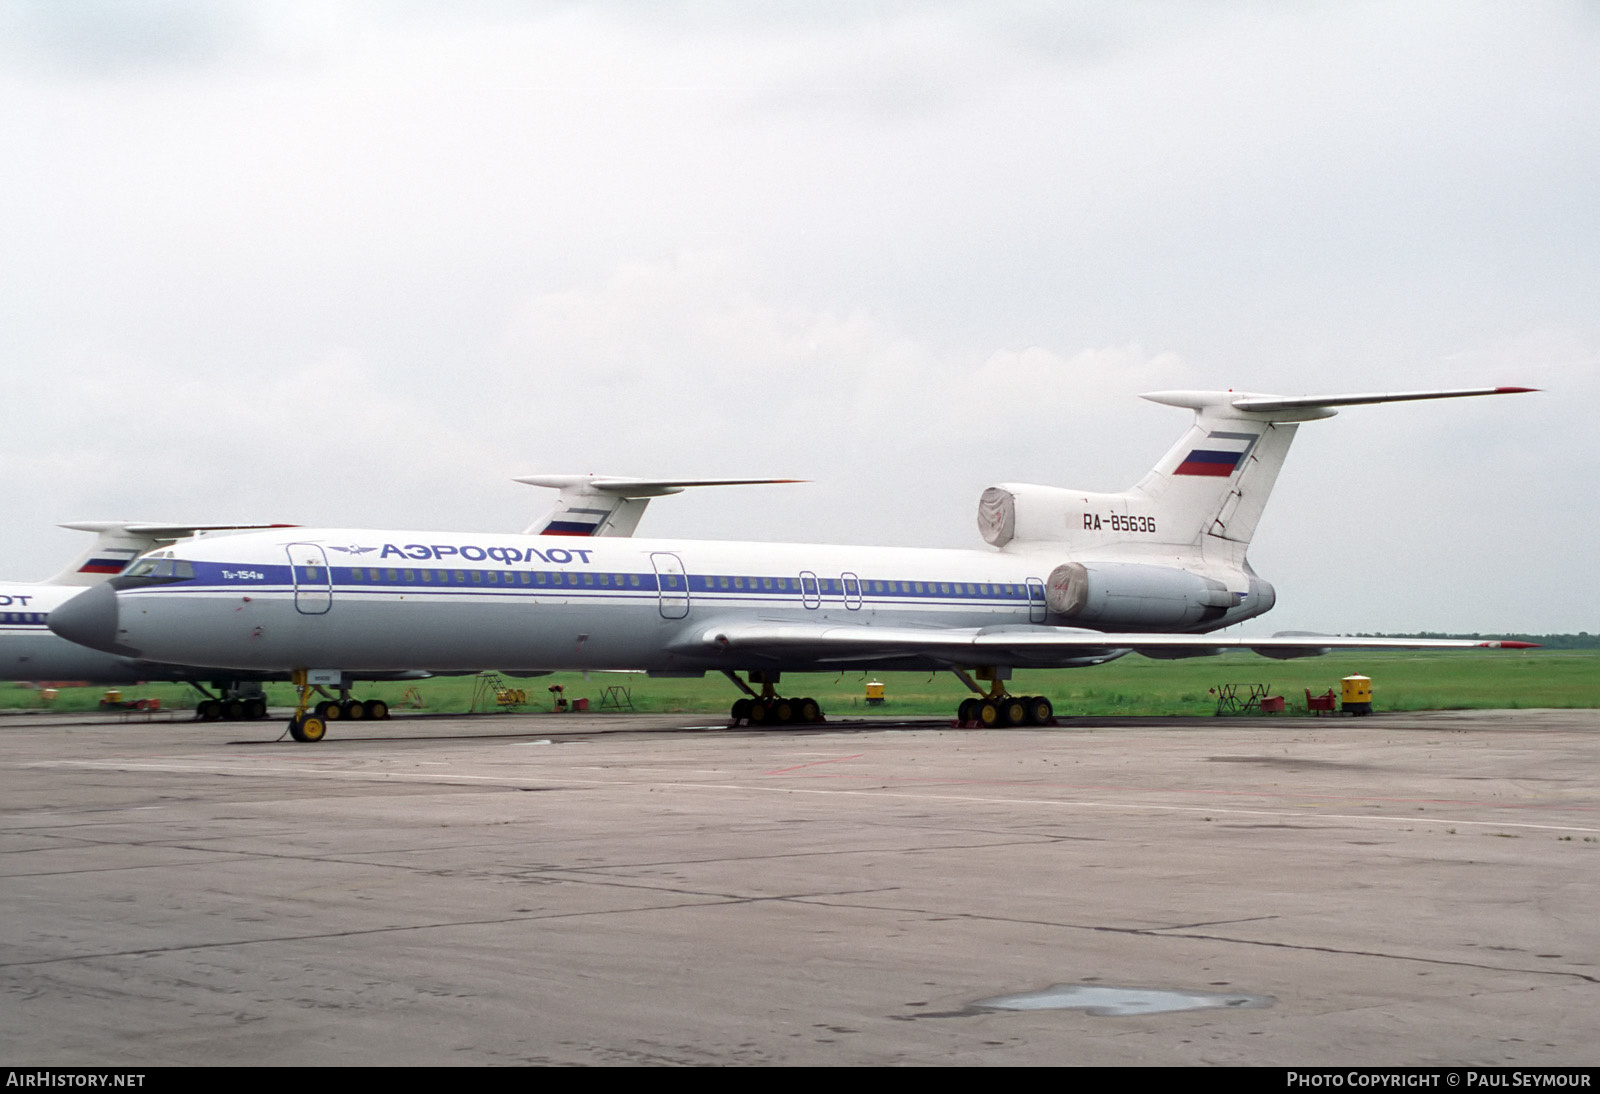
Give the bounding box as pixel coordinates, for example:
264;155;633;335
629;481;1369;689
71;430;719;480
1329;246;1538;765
1174;430;1260;477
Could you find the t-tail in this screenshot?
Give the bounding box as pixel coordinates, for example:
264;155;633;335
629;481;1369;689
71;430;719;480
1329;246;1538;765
977;386;1535;633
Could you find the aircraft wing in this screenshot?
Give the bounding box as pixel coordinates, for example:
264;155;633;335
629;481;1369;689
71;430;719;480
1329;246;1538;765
669;620;1536;666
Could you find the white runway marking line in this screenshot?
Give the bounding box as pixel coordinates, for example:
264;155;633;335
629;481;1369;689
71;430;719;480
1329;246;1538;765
668;781;1600;835
18;759;1600;834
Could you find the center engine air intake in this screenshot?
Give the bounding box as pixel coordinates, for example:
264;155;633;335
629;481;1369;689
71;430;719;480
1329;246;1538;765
1046;561;1238;630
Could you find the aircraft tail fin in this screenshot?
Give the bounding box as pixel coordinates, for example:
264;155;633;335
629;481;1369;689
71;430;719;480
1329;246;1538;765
517;476;803;537
1132;387;1535;547
981;387;1534;551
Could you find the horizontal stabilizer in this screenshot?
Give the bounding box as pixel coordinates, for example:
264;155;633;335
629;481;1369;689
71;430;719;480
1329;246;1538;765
518;475;804;537
1143;386;1537;421
60;521;299;539
1228;387;1537;413
516;475;804;498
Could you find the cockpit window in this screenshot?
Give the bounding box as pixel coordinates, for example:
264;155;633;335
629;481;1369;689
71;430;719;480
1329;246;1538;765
113;558;195;587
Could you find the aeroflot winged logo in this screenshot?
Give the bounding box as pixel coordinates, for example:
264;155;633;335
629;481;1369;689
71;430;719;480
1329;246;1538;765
1173;430;1261;477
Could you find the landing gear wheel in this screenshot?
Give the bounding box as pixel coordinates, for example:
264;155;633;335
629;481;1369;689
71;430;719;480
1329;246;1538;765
222;698;245;720
770;698;794;724
976;700;1001;728
997;697;1027;727
289;715;327;743
731;698;752;722
957;698;978;724
342;699;365;720
796;697;820;723
747;700;769;725
196;699;221;721
315;700;340;720
363;699;389;721
244;698;267;720
1024;696;1054;725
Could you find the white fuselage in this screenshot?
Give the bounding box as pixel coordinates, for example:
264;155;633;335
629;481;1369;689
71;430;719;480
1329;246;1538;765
70;528;1271;676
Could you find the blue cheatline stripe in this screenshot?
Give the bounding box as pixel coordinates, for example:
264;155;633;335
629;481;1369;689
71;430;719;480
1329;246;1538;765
162;561;1042;604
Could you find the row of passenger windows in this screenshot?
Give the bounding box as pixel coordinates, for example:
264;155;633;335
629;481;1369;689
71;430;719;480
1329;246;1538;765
2;612;47;624
336;568;1027;597
346;568;641;587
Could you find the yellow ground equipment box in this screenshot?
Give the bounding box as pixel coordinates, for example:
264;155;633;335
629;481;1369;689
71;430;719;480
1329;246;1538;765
865;680;886;705
1341;675;1372;716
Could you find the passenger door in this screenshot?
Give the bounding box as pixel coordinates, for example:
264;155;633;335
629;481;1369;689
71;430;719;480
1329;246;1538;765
286;544;332;615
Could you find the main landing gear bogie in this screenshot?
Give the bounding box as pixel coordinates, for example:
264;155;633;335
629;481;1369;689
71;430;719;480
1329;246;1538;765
288;698;388;742
956;694;1054;728
731;695;825;726
312;699;391;722
284;671;392;742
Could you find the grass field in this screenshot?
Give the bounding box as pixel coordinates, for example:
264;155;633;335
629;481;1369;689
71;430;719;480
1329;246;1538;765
7;648;1594;718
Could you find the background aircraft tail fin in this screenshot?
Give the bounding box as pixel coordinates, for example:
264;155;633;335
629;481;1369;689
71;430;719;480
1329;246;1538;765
47;522;298;585
517;475;803;537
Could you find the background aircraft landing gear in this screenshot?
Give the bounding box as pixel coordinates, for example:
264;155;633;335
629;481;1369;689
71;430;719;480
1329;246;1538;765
191;682;271;722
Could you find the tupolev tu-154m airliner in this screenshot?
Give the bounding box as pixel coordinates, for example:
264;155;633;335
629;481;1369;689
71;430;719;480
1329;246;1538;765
49;387;1537;741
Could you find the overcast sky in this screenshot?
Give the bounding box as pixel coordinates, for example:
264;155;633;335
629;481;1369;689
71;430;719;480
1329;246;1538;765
3;0;1595;634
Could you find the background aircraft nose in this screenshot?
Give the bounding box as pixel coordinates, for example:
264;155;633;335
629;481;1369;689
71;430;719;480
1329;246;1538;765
48;583;132;655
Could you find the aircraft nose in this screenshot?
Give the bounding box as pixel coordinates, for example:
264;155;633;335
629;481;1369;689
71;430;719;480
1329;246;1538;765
48;583;132;655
